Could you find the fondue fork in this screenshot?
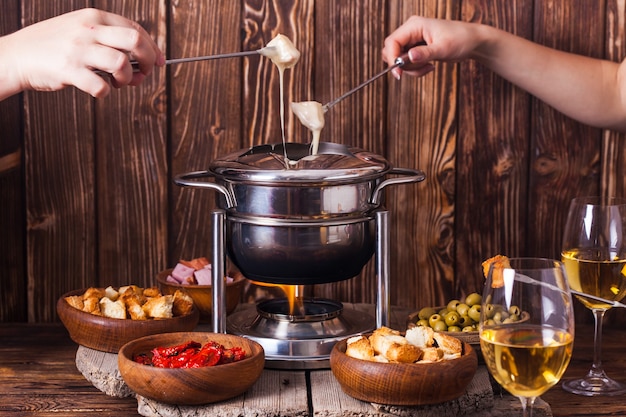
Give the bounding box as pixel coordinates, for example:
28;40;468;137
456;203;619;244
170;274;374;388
94;47;276;77
570;290;626;309
514;272;626;308
322;53;409;112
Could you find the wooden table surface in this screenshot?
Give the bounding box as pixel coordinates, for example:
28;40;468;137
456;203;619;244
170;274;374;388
2;307;626;416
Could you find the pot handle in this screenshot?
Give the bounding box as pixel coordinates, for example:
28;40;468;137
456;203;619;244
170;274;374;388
173;170;236;208
370;168;426;205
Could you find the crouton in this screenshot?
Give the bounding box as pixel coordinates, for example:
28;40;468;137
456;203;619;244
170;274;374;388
142;287;161;298
172;290;194;316
345;335;375;361
405;325;435;348
82;296;101;315
100;297;126;319
104;286;119;301
433;332;463;357
369;327;422;363
143;295;173;319
126;297;148;320
421;347;444;362
82;287;105;300
482;255;511;288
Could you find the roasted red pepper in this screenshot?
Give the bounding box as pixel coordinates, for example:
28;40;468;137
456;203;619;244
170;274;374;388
185;342;222;368
220;346;246;364
133;340;247;368
153;340;201;358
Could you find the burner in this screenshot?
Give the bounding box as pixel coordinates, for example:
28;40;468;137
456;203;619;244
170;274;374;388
227;298;375;369
256;298;342;322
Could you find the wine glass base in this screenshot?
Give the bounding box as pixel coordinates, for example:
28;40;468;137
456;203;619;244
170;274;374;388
562;376;626;396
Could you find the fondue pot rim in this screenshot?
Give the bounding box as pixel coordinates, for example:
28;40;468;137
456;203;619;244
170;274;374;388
173;168;426;209
208;168;388;185
207;142;391;184
225;212;376;226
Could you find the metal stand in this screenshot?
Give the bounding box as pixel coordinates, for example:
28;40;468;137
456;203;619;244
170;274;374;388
211;209;226;333
375;210;390;328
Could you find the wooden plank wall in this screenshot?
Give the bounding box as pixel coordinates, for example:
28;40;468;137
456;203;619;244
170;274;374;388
1;0;626;324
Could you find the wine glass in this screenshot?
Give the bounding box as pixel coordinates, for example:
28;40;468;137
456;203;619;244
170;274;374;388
561;196;626;396
479;258;575;417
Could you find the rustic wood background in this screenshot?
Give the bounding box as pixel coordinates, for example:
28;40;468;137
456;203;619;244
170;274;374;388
2;0;625;324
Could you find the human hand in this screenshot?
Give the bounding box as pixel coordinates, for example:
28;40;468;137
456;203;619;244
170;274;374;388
382;16;483;79
0;8;164;99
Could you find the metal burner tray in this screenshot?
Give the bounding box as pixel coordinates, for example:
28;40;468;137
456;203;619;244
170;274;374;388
227;302;375;369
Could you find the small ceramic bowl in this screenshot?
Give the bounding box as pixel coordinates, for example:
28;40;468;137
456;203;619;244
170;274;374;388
330;334;477;406
156;268;246;321
57;289;200;353
118;331;265;405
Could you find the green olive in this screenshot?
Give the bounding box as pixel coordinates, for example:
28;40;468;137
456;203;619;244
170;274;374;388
432;320;448;332
509;305;521;316
493;311;503;323
465;292;482;306
462;326;475;332
508;314;520;322
484;303;497;319
447;299;461;312
418;307;438;320
444;311;460;327
416;319;429;327
428;314;443;328
456;303;470;316
457;314;472;327
468;305;481;322
438;308;449;316
447;325;461;332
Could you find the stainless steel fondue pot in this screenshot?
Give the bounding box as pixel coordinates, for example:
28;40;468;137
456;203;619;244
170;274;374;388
174;142;425;285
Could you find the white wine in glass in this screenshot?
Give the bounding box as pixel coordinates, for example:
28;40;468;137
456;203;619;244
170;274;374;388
561;196;626;396
480;258;575;417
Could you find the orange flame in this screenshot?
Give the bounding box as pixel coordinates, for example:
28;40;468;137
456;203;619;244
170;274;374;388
251;282;304;314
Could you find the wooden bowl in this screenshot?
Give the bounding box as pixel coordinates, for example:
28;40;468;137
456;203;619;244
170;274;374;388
330;336;478;406
118;331;265;405
57;289;200;353
156;268;246;321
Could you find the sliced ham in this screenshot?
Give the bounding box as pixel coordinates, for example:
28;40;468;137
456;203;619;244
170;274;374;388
171;263;194;283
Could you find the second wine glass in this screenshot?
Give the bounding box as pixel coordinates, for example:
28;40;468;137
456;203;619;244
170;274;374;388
561;196;626;396
479;257;575;417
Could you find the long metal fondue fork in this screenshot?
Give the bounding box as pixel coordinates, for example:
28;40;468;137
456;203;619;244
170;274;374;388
570;290;626;309
322;53;409;112
94;47;274;77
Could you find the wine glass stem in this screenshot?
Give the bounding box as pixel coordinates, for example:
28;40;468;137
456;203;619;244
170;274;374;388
589;309;607;377
520;396;536;417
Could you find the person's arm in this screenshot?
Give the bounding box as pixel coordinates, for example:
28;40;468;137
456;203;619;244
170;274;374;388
383;16;626;132
0;8;164;101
